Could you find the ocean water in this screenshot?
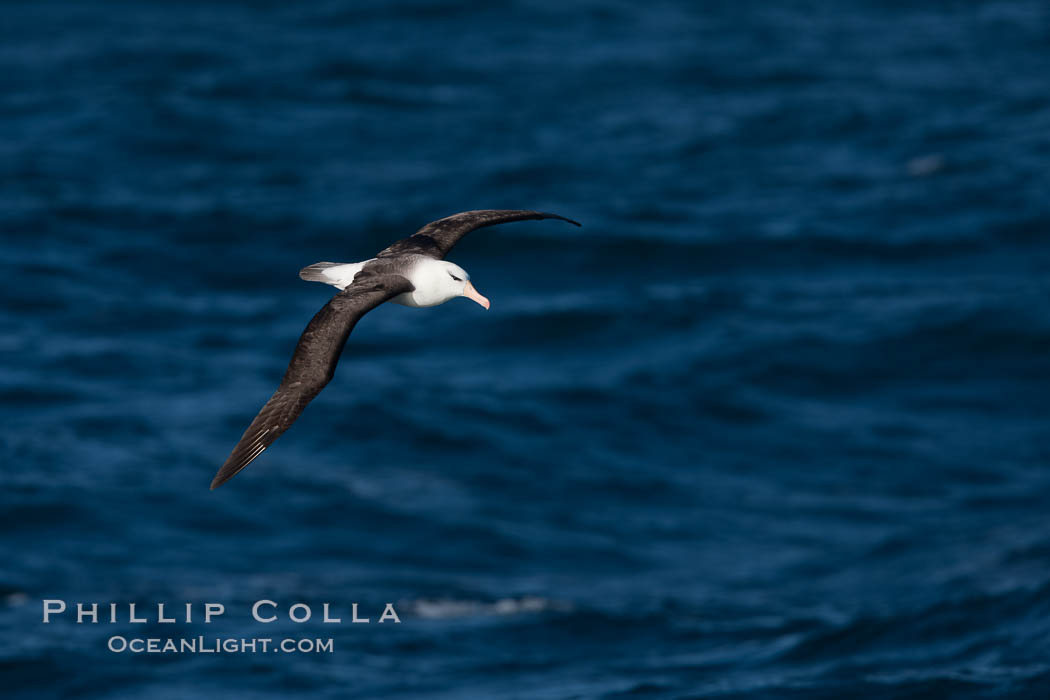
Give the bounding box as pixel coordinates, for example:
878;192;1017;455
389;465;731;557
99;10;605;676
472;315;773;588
2;1;1050;697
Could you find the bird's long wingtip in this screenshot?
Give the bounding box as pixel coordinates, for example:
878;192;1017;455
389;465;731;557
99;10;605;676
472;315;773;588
209;450;260;490
540;212;582;227
209;467;241;490
209;460;248;490
210;425;277;490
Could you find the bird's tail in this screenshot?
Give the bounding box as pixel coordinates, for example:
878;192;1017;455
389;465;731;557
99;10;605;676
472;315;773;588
299;262;342;283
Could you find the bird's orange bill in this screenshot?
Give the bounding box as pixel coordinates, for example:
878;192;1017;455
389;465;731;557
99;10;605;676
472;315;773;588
463;281;490;309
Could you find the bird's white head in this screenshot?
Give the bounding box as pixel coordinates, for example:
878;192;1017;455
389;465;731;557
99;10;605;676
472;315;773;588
408;259;490;309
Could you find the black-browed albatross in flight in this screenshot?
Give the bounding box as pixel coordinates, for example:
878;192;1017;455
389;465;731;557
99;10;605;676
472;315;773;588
210;209;580;489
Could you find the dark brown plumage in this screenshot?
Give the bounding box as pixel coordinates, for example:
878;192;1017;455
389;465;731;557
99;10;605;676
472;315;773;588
211;210;580;489
378;209;580;259
210;275;412;489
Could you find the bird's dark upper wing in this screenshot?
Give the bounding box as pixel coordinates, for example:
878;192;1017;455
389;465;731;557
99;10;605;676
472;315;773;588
210;273;413;489
376;209;581;260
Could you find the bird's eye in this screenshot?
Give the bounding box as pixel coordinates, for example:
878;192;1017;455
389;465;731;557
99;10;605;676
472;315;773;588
449;274;462;282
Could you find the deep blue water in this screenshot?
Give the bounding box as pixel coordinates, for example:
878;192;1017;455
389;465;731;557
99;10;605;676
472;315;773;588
3;1;1050;697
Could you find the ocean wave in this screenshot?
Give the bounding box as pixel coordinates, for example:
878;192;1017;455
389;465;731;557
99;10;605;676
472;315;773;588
406;596;572;620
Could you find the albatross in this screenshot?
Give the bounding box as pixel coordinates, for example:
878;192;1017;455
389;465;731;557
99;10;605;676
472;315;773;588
210;209;580;489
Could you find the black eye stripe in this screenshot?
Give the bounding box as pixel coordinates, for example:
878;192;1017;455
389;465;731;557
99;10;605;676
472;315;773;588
449;274;462;282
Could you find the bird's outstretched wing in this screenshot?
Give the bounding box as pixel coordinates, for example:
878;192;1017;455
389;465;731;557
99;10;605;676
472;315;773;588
377;209;581;260
211;273;414;489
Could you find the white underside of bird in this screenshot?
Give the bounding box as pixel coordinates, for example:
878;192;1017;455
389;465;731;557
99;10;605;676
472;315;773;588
299;255;490;309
